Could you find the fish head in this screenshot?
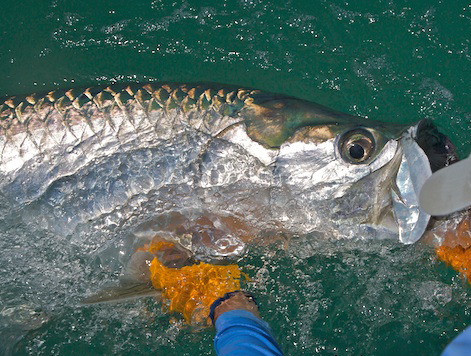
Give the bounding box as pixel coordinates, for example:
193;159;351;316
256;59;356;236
241;94;457;243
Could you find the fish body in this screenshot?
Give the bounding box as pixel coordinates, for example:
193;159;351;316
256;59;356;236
0;83;456;262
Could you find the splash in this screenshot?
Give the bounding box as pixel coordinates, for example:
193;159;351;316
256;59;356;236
139;240;245;324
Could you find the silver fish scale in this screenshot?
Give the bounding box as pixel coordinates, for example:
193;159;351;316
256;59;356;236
0;84;251;204
0;83;250;140
0;82;433;261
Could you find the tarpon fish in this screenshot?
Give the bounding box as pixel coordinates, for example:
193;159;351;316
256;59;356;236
0;82;457;266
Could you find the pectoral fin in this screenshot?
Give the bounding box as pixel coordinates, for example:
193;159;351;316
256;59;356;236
81;282;161;305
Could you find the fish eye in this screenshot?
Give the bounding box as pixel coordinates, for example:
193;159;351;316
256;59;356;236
339;129;376;164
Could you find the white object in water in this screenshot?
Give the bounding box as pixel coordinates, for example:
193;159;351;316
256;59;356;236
419;154;471;216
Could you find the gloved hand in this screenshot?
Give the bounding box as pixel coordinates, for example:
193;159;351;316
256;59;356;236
210;291;259;324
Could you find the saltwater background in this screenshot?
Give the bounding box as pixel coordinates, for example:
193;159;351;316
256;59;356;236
1;1;471;355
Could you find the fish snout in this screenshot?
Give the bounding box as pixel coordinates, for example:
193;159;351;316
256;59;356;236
392;120;459;244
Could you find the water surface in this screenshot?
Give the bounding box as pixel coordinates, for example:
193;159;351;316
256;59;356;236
1;1;471;355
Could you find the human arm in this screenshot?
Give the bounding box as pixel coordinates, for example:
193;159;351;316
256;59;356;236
211;291;284;356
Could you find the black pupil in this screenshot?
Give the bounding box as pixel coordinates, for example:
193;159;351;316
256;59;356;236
349;143;365;160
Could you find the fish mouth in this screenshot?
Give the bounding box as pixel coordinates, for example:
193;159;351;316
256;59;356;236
391;120;458;244
392;126;431;244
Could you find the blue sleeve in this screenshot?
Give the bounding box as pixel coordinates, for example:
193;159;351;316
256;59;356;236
214;310;284;356
442;325;471;356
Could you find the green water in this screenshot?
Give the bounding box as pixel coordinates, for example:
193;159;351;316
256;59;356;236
1;0;471;355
